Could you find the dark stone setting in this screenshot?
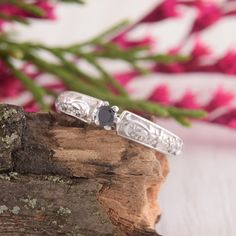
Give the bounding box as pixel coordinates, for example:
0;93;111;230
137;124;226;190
97;106;115;127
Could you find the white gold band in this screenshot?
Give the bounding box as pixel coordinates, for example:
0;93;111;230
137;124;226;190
55;91;183;156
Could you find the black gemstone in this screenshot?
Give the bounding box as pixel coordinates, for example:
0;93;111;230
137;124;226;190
98;106;115;126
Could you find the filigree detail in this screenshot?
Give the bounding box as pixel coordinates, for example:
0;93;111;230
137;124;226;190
123;113;150;142
116;111;183;155
55;91;104;123
71;100;90;118
56;92;90;117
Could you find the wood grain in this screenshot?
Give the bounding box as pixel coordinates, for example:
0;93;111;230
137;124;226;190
0;104;169;236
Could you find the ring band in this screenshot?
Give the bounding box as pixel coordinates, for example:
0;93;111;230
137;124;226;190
55;91;183;156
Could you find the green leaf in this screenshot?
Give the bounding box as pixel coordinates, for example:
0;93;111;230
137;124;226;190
0;13;29;25
174;116;192;127
6;60;49;111
59;0;85;3
139;54;190;64
168;107;207;118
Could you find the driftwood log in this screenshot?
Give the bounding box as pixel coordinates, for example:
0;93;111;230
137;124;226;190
0;104;169;236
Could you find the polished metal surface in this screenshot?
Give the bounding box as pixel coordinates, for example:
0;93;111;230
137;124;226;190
56;91;183;156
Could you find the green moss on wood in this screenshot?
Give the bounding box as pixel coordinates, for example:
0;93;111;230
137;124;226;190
57;206;72;216
20;196;37;209
0;108;18;122
1;132;19;149
0;172;18;181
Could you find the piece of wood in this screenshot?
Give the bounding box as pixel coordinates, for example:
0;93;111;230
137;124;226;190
0;104;169;236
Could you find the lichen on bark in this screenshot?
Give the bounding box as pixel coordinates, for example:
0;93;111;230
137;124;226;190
0;105;25;171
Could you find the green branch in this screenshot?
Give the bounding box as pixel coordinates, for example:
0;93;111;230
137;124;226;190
81;53;129;97
69;20;130;48
0;13;29;25
59;0;85;3
5;60;49;111
0;17;206;126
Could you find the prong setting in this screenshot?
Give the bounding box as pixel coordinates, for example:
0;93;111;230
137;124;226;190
104;125;112;130
113;116;121;124
111;106;119;112
94;118;100;126
103;101;110;106
93;104;119;130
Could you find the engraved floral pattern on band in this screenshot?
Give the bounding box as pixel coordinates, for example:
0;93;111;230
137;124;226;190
116;111;183;155
55;91;103;123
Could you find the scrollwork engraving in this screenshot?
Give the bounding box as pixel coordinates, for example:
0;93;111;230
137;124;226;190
116;111;183;155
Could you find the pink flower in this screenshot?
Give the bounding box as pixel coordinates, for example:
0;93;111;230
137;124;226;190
113;0;180;41
215;50;236;75
191;37;211;59
114;71;137;86
34;0;56;20
228;119;236;129
205;87;235;112
0;4;21;16
0;77;23;99
0;0;56;31
23;100;39;112
154;38;215;74
148;84;171;105
175;90;200;109
182;1;222;33
139;0;179;23
113;35;155;49
154;62;185;73
211;108;236;129
0;61;23;99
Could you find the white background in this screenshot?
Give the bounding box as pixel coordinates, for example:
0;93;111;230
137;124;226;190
14;1;236;235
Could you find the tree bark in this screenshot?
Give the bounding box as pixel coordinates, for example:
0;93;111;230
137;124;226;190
0;104;169;236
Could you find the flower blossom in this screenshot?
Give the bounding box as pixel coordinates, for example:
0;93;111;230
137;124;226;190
205;87;235;112
0;60;23;99
34;0;56;19
0;0;56;31
113;35;155;49
191;37;211;58
114;71;138;87
153;38;214;73
148;84;171;105
181;1;222;33
215;50;236;75
211;108;236;129
139;0;179;23
175;90;200;109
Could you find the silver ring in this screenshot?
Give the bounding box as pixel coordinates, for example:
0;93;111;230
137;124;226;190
55;91;183;156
